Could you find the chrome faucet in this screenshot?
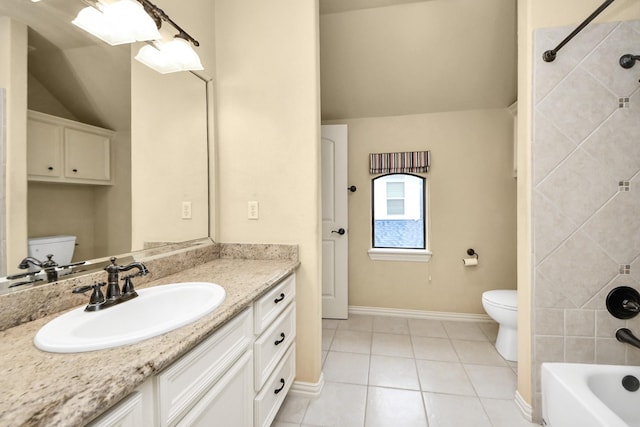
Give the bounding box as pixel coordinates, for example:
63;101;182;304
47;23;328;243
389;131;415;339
73;256;149;311
18;254;59;283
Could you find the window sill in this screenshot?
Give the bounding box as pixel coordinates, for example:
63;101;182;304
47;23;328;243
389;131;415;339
367;248;432;262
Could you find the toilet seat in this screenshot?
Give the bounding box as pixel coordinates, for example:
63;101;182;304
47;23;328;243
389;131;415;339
482;290;517;311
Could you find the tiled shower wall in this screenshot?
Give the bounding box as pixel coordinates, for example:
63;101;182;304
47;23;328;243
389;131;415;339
532;21;640;419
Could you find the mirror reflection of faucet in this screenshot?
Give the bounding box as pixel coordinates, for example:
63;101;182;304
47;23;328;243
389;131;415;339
17;254;59;283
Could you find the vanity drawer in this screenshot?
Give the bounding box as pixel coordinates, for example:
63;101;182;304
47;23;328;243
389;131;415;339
254;274;295;334
254;303;296;390
157;308;253;427
254;344;296;427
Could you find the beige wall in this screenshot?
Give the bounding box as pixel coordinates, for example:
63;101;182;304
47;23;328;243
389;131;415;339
517;0;640;414
213;0;322;384
328;109;516;314
0;17;28;274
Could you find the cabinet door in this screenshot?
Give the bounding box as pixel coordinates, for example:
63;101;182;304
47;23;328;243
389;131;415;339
87;392;145;427
158;309;253;426
175;352;253;427
64;128;111;182
27;118;63;178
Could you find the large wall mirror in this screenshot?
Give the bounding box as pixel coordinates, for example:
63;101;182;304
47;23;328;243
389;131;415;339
0;0;210;289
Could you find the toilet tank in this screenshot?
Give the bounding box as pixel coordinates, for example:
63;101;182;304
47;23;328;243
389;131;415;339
28;235;77;266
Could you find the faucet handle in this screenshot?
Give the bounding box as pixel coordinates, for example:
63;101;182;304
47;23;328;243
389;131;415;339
121;275;137;296
42;254;58;269
607;286;640;319
73;282;106;305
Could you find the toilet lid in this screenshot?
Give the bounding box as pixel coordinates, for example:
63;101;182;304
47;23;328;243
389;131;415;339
482;290;517;310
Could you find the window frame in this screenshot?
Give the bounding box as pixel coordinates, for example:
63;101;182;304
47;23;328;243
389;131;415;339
368;173;432;262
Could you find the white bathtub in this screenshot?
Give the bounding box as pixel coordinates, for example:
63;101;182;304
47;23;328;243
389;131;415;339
542;363;640;427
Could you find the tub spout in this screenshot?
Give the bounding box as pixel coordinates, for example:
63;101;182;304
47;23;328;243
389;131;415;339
616;328;640;350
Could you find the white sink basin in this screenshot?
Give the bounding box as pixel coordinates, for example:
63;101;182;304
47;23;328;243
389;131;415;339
542;363;640;427
34;282;226;353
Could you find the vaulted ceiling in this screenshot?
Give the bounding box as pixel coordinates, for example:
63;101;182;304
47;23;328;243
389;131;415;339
2;0;517;122
319;0;517;120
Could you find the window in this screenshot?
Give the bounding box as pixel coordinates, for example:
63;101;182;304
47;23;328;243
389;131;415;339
371;174;428;258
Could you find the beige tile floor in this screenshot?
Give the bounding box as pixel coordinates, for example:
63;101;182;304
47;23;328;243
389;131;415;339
272;314;541;427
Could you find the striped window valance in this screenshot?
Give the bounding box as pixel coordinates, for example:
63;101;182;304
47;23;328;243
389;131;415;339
369;151;430;174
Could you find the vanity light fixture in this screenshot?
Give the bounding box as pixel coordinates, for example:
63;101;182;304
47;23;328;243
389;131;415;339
72;0;162;46
135;33;203;73
73;0;203;74
133;0;203;73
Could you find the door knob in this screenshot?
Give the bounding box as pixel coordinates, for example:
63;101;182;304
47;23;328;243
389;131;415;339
331;228;346;235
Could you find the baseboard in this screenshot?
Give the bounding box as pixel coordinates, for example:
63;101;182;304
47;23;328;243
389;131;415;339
289;372;325;398
348;305;493;322
514;390;533;422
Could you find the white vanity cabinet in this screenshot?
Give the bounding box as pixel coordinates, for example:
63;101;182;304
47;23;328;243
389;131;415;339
27;110;113;185
88;273;297;427
253;274;296;427
157;308;254;427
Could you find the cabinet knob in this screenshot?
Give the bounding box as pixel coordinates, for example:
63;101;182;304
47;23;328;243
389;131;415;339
47;166;53;171
72;168;78;173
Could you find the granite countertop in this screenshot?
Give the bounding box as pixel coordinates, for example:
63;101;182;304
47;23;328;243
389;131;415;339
0;257;298;427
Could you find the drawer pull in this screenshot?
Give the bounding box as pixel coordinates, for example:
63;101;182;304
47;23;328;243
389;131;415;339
274;332;285;346
274;293;285;304
274;378;286;394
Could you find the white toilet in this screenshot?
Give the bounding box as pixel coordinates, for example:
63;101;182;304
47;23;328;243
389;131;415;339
27;235;77;271
482;290;518;362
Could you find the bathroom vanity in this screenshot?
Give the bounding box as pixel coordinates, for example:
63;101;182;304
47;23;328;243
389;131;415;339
0;243;299;427
90;274;296;427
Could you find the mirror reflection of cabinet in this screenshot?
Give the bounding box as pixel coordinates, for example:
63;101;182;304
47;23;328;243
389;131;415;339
27;110;113;185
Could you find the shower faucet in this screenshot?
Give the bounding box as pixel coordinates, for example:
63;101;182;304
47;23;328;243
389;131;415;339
606;286;640;319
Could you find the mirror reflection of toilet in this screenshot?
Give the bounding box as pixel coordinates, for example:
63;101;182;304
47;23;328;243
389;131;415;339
482;290;518;361
27;235;77;272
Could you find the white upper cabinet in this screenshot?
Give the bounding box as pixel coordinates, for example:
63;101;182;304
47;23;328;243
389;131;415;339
27;110;114;185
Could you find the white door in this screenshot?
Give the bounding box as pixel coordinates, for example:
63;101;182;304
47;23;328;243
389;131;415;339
321;125;348;319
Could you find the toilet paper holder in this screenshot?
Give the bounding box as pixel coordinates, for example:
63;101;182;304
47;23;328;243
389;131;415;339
462;248;479;266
